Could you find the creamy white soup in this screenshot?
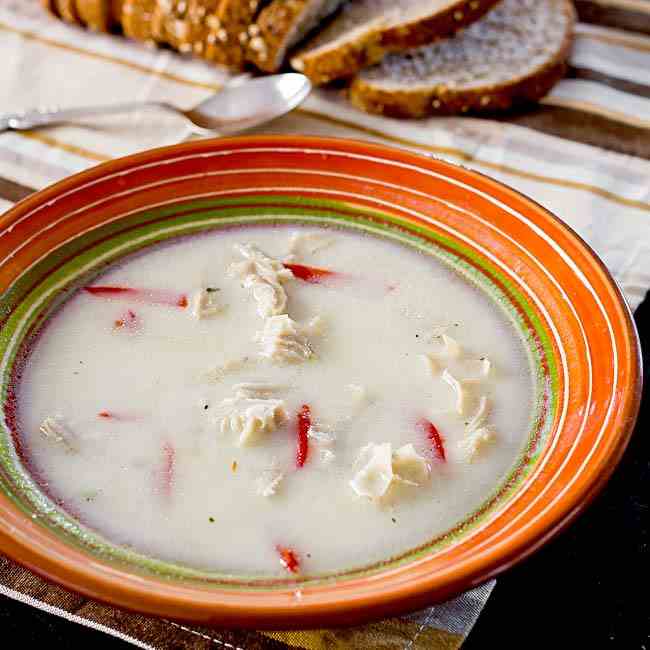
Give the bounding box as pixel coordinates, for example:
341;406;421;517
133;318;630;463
18;225;535;576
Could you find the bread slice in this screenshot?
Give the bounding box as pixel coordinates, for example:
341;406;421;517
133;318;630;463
75;0;114;31
247;0;346;73
290;0;500;85
55;0;82;24
350;0;575;118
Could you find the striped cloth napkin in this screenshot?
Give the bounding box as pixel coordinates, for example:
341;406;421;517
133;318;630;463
0;1;648;647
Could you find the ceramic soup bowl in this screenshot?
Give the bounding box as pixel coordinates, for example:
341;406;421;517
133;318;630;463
0;136;640;628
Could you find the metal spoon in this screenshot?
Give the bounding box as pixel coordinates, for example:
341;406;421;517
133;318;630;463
0;73;311;136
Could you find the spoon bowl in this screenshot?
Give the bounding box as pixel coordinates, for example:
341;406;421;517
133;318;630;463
185;74;312;135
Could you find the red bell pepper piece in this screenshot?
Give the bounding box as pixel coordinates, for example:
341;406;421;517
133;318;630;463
284;263;339;285
85;286;188;308
276;545;300;573
296;404;311;468
417;418;446;462
113;309;140;331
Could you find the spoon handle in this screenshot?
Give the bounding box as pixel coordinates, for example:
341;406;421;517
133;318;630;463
0;101;179;132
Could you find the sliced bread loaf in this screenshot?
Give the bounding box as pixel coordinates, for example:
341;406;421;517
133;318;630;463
105;0;264;69
290;0;500;85
55;0;82;24
247;0;346;73
75;0;114;31
350;0;575;118
121;0;158;41
41;0;58;16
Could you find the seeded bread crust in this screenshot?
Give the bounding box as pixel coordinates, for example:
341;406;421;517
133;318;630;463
210;0;265;68
291;0;500;85
382;0;501;51
75;0;114;31
150;0;193;50
187;0;225;59
55;0;82;23
291;16;386;84
121;0;157;42
152;0;233;61
349;0;575;118
150;0;264;68
247;0;346;73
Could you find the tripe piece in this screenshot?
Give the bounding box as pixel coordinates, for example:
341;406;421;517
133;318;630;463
218;391;287;446
350;441;429;499
190;287;224;319
287;231;335;259
204;357;250;383
232;382;286;398
302;314;326;337
420;352;439;377
458;426;495;461
255;314;314;363
228;243;294;319
307;425;336;446
256;461;285;497
458;357;492;382
440;334;462;359
39;416;78;453
350;442;394;499
392;443;430;485
442;368;467;415
466;395;490;432
346;383;371;414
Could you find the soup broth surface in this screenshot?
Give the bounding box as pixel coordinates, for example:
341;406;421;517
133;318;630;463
18;224;535;576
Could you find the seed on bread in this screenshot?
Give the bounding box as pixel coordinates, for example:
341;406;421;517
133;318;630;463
350;0;575;118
